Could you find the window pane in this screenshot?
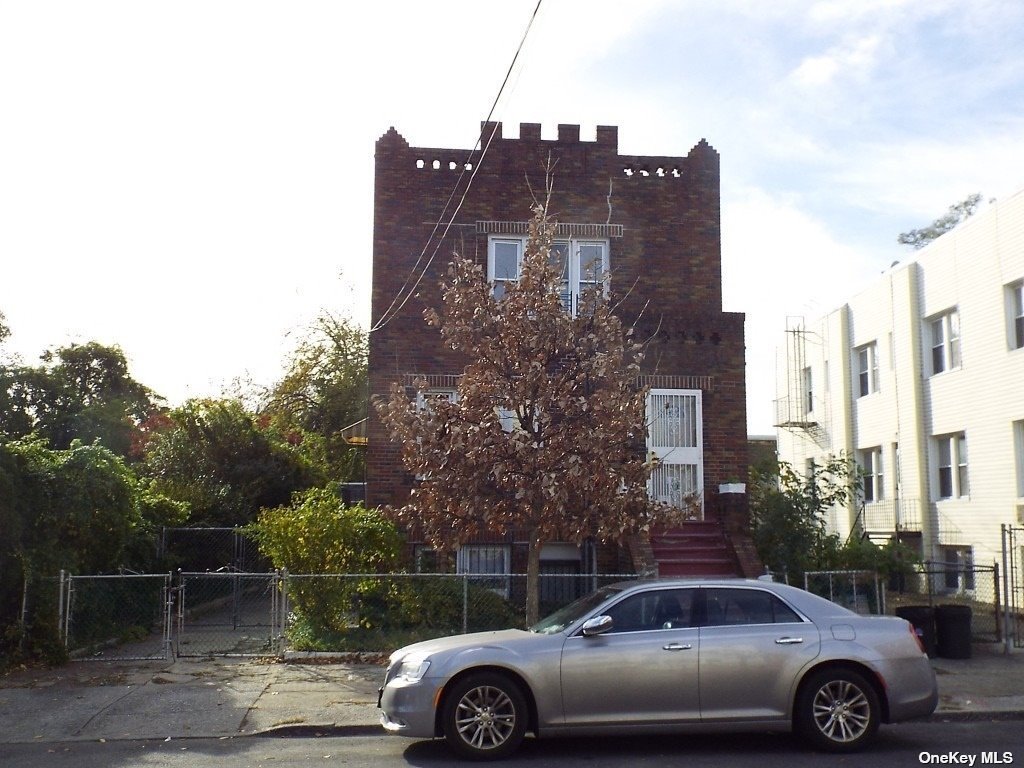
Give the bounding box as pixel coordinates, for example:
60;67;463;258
577;243;604;283
493;241;520;280
957;436;968;496
549;242;570;279
549;242;571;310
949;312;961;368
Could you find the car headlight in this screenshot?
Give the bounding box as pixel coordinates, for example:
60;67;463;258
395;657;431;682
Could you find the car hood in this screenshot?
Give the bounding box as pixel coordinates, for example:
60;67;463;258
393;629;536;661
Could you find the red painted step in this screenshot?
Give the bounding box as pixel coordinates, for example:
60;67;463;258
649;521;740;578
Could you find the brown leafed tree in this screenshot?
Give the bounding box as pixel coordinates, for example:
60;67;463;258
377;204;686;624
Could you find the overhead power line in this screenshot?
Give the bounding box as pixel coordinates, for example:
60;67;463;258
369;0;544;334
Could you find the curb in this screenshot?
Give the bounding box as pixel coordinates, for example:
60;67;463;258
254;724;382;738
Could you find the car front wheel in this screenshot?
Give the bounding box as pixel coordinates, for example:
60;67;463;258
441;672;527;761
795;667;880;752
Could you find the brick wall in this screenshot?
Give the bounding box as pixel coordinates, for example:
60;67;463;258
367;122;747;530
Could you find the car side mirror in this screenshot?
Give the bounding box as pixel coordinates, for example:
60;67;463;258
580;615;614;636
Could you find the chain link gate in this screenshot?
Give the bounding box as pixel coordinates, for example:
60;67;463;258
174;572;285;657
58;572;173;660
1002;524;1024;649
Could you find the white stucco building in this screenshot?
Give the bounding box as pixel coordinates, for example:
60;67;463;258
774;188;1024;580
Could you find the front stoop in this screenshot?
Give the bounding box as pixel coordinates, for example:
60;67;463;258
648;521;742;578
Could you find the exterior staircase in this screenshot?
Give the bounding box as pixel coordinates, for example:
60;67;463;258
649;521;742;578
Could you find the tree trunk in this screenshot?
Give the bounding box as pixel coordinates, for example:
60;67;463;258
526;527;542;626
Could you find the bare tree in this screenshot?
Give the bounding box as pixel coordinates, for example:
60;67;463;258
377;204;687;624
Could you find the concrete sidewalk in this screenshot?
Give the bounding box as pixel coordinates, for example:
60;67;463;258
0;643;1022;744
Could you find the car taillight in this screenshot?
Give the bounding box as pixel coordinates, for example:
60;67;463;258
908;620;927;654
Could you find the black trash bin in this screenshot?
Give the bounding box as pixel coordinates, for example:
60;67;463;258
895;606;937;657
935;604;972;659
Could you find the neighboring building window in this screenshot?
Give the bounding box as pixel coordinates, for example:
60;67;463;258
456;545;511;597
855;342;878;397
802;366;813;414
941;546;975;592
488;236;609;314
929;309;961;375
858;447;884;503
647;390;704;515
416;387;458;411
936;432;969;500
1008;281;1024;351
1014;420;1024;498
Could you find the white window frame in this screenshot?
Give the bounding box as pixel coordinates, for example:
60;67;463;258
415;387;458;412
929;309;961;375
1008;281;1024;351
1013;419;1024;499
935;432;969;500
487;235;609;315
855;342;879;398
859;447;884;503
456;544;511;597
646;389;704;517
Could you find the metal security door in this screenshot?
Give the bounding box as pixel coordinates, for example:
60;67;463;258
647;389;704;517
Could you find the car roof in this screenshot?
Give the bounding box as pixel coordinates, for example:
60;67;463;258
608;577;856;619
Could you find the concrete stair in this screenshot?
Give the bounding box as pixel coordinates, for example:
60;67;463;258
649;521;741;577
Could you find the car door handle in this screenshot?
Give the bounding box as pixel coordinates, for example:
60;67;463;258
662;643;693;651
775;637;804;645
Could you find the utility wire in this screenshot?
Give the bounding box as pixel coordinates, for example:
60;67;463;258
370;0;544;334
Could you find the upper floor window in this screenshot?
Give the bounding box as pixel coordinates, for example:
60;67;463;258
1013;419;1024;499
855;342;878;397
935;432;968;500
929;309;961;375
488;236;609;314
802;367;813;414
858;447;884;503
1008;281;1024;351
416;387;457;412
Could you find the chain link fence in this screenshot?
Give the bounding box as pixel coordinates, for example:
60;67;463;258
886;561;1002;642
54;570;638;660
281;572;637;653
175;572;283;657
157;527;267;573
803;570;885;615
58;572;172;660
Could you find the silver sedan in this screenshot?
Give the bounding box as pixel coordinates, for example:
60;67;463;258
378;578;938;760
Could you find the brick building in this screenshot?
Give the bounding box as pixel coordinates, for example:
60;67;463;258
367;121;757;581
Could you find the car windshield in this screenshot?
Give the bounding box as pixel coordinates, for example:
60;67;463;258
529;585;624;634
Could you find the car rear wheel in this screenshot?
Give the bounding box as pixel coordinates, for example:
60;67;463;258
441;672;527;761
795;668;880;752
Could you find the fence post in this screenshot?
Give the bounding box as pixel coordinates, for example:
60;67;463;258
1002;525;1012;655
163;573;175;661
279;568;289;656
462;575;469;635
57;570;66;645
993;561;1002;644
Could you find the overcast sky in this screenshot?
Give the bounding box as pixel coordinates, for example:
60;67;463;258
2;0;1023;434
